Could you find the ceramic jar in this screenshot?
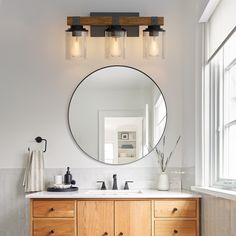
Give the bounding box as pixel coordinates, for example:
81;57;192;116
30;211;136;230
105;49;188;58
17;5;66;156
157;172;169;191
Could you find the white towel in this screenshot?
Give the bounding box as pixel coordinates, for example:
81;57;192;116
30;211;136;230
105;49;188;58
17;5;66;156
23;150;44;193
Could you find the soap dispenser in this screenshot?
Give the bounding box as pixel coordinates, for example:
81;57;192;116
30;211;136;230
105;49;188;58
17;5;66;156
64;167;72;185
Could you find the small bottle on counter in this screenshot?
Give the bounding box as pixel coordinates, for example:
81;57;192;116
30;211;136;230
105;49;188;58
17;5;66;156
64;167;72;185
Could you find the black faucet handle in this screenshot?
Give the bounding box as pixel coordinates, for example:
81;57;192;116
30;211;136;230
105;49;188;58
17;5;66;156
124;181;134;190
97;181;107;190
112;174;118;190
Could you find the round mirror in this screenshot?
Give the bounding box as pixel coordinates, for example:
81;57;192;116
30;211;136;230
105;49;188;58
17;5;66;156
68;66;167;165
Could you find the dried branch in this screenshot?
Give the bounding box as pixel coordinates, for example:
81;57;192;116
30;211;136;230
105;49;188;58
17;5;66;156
155;136;181;172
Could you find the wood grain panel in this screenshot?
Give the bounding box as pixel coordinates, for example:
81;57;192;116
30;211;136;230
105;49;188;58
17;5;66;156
77;200;114;236
33;219;75;236
154;200;197;218
67;16;112;26
119;17;164;26
67;16;164;26
33;200;75;218
115;200;151;236
154;220;196;236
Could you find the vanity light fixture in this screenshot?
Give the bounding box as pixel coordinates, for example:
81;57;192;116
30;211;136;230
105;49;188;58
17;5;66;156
143;24;165;58
66;13;165;60
105;25;127;59
66;19;88;59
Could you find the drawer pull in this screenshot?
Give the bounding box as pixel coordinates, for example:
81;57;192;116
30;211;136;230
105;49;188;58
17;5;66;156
173;229;178;234
49;230;54;234
119;233;124;236
49;208;55;212
172;208;178;213
104;232;108;236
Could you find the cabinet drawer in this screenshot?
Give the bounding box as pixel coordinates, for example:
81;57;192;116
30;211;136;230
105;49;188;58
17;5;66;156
154;200;196;218
33;200;75;218
154;220;196;236
33;219;75;236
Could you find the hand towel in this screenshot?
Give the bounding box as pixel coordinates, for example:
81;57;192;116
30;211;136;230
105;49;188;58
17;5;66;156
23;150;44;193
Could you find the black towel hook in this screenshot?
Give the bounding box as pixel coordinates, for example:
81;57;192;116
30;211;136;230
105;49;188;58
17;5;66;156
28;136;47;152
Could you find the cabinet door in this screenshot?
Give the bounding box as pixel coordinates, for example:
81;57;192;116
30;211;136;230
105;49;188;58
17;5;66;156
115;200;151;236
78;200;114;236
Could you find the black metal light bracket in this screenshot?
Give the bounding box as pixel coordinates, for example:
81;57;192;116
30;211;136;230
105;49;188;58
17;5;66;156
90;12;139;37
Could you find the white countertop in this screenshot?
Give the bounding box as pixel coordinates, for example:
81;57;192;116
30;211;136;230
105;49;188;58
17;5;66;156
26;189;201;199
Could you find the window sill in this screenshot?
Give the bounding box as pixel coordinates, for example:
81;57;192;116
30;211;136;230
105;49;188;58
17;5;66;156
191;186;236;201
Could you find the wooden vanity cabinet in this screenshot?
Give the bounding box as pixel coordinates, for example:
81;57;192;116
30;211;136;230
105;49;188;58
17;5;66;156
77;200;114;236
115;200;151;236
153;199;200;236
30;200;76;236
77;200;151;236
30;198;199;236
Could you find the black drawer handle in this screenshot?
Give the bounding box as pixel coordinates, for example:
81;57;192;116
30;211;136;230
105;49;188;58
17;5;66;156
173;229;178;234
49;208;54;212
104;232;108;236
172;208;178;213
49;230;54;234
119;233;124;236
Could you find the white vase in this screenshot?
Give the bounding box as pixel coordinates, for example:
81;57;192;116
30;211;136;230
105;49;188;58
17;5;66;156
157;172;169;191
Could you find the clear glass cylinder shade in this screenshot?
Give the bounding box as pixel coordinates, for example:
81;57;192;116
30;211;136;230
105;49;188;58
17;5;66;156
66;31;87;60
143;31;164;59
105;30;126;59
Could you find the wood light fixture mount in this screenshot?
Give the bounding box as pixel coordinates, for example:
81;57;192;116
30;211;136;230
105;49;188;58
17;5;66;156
66;12;165;59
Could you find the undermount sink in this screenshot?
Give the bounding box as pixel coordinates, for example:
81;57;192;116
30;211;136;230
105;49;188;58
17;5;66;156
85;189;143;195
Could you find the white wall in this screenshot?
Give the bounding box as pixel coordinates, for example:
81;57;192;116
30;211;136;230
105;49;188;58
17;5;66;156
182;0;199;168
0;0;198;170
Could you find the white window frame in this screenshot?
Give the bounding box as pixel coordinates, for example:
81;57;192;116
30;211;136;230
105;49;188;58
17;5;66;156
203;29;236;189
221;59;236;179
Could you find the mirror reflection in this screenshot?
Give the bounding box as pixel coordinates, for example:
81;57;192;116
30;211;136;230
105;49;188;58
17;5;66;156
68;66;167;164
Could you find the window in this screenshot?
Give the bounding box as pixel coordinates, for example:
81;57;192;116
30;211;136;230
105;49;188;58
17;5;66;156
153;95;166;145
205;31;236;187
104;143;114;164
222;34;236;179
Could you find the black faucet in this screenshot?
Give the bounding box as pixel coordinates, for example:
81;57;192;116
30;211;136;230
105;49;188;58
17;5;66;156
124;181;134;190
112;174;118;190
97;181;107;190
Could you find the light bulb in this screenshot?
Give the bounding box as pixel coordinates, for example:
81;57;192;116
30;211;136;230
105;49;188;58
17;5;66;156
110;37;121;57
71;37;83;58
149;36;159;57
